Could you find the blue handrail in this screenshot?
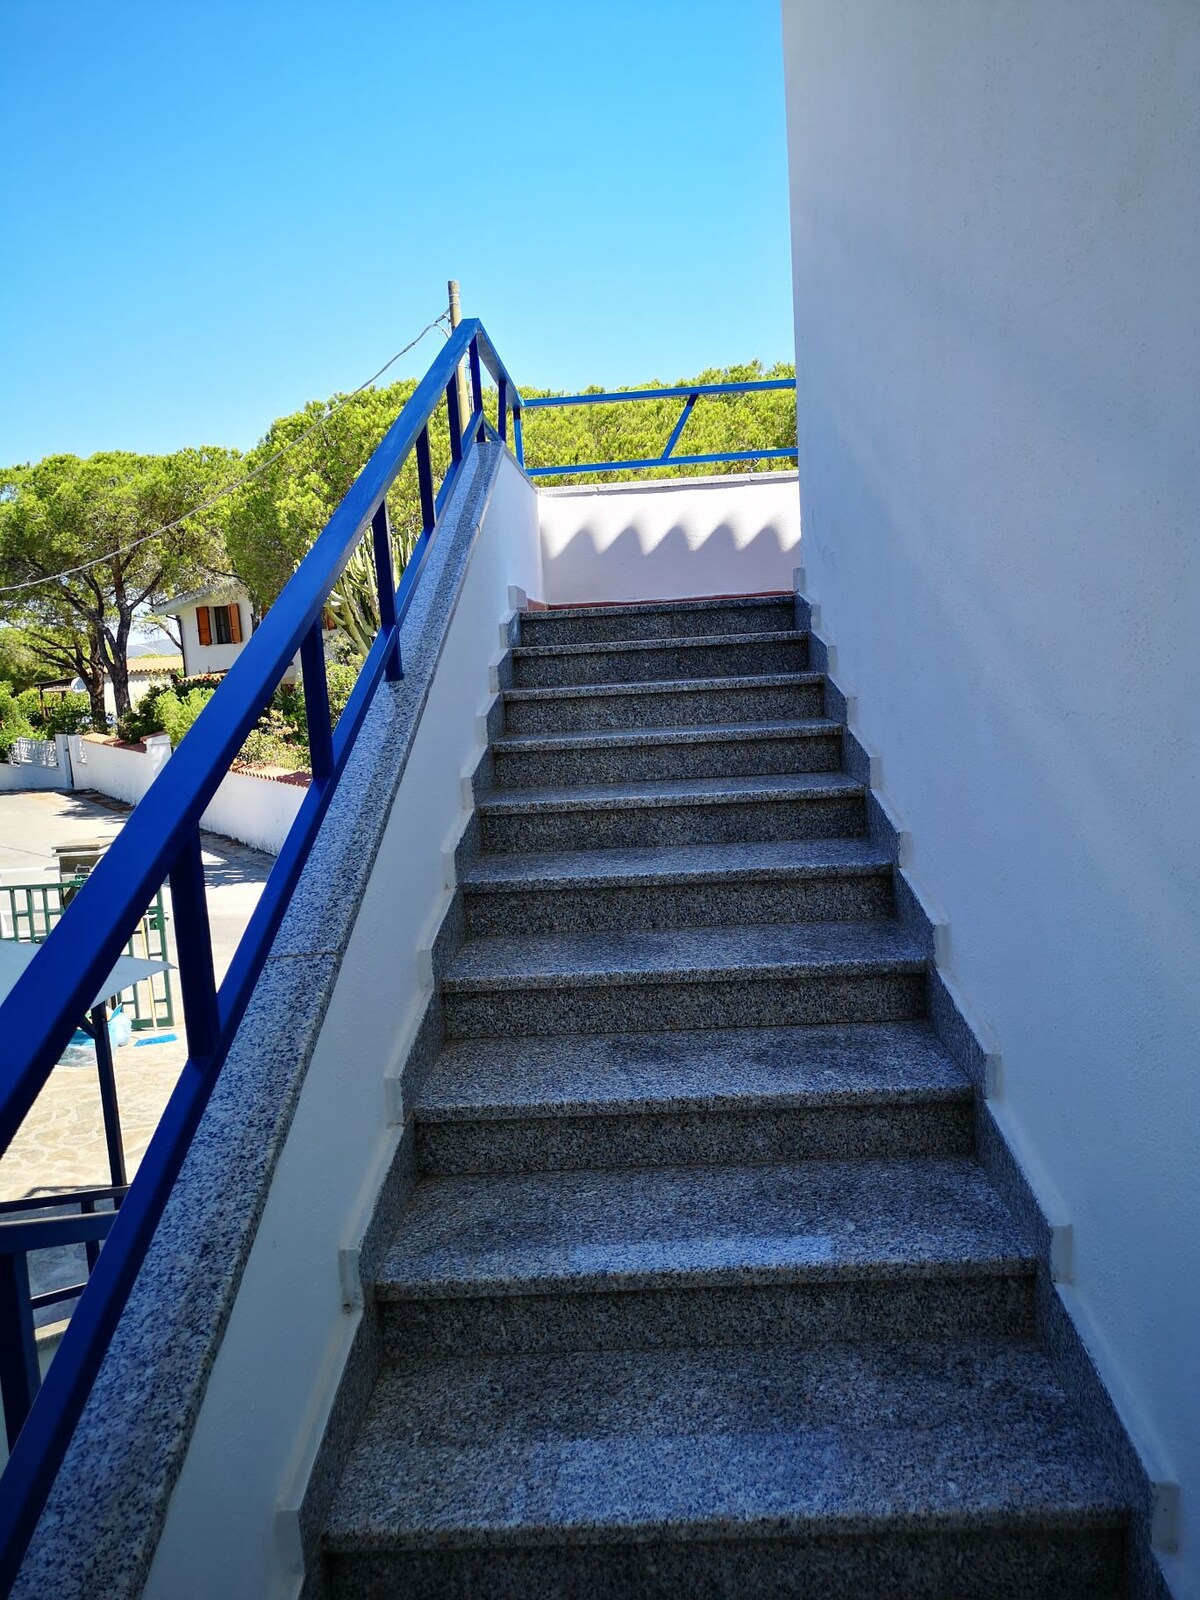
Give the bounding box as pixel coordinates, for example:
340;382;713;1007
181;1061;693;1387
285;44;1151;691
0;316;520;1587
517;376;797;479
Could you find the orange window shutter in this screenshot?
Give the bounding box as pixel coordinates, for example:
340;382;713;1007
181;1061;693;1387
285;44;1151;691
228;604;242;644
196;606;212;646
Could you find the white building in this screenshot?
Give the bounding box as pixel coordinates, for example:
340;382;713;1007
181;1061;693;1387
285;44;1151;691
159;581;255;678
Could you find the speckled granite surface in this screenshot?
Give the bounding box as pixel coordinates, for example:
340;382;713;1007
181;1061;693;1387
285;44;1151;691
503;672;826;733
376;1156;1032;1299
512;630;810;687
324;1340;1124;1557
310;593;1137;1596
519;594;795;646
490;718;843;786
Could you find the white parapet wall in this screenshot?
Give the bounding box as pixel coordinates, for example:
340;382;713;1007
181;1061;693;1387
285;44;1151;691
537;470;801;605
783;5;1200;1595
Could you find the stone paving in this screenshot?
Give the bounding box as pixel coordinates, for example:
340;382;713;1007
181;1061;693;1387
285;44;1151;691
0;789;271;1322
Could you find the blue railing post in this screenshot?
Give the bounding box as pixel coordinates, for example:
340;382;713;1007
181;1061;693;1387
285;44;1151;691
415;426;436;533
300;624;334;783
370;501;402;682
91;1006;128;1190
168;833;220;1068
468;337;485;443
513;405;524;468
498;378;509;444
0;1253;39;1449
445;377;463;467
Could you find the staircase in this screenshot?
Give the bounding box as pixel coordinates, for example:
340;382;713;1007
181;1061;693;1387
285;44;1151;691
319;596;1128;1597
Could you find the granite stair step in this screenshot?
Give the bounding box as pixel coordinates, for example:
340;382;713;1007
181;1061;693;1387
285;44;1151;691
375;1156;1035;1355
476;770;865;853
511;629;810;688
323;1340;1126;1599
441;919;926;1037
519;593;796;646
460;838;895;936
490;717;844;787
415;1021;973;1172
503;671;826;733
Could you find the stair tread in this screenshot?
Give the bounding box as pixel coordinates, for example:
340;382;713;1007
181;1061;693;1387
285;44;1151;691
416;1022;967;1123
527;595;793;622
477;768;861;815
461;837;893;894
378;1156;1029;1298
324;1338;1123;1549
492;716;841;753
505;670;823;703
443;920;925;991
512;628;808;660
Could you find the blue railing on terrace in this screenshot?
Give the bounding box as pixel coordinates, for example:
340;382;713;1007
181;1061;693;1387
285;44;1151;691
0;324;796;1584
517;378;796;478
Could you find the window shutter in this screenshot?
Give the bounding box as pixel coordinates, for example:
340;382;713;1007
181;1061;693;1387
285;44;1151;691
196;606;212;646
228;604;243;644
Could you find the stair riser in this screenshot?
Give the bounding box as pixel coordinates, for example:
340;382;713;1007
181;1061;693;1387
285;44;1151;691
492;732;843;788
520;600;796;646
463;872;895;937
480;794;866;854
329;1525;1124;1600
416;1098;974;1174
443;970;927;1039
380;1272;1033;1359
505;679;824;734
512;636;809;689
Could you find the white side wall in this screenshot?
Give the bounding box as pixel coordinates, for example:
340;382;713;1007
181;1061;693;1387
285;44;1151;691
0;737;72;792
68;735;172;808
783;5;1200;1593
67;734;305;856
145;451;543;1598
199;772;305;857
538;471;801;604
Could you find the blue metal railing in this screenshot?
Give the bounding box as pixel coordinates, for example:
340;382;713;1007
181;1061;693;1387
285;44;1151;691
517;377;797;478
0;316;519;1586
0;329;797;1584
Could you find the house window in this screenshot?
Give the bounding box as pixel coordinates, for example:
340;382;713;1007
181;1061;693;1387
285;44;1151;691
196;604;243;648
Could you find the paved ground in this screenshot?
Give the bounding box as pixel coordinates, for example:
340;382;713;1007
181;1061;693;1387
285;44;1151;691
0;789;272;1323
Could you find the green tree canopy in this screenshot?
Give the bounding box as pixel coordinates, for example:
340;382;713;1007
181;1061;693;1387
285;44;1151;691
0;447;238;720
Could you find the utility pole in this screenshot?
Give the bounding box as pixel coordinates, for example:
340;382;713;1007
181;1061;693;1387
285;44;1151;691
447;279;471;436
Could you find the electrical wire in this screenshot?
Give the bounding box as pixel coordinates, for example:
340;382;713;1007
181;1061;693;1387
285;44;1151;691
0;312;452;599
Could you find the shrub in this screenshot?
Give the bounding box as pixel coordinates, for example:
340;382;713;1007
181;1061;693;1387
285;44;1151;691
35;692;94;737
152;686;214;747
0;681;36;759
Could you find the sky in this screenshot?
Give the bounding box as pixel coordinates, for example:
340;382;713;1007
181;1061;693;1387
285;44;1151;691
0;1;795;467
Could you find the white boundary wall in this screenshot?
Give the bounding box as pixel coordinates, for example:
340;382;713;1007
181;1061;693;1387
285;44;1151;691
0;736;73;792
538;470;800;604
145;450;542;1597
65;734;305;855
783;5;1200;1593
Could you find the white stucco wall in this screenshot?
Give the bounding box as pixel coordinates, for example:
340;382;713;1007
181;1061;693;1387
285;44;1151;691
538;471;801;605
145;451;543;1597
783;4;1200;1593
67;734;304;855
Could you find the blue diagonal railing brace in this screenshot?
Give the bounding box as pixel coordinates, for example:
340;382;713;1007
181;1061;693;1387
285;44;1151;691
519;376;796;478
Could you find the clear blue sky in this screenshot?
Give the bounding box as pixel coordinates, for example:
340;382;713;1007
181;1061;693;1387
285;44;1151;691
0;1;794;466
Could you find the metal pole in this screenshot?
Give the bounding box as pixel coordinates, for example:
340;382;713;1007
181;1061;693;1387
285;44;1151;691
448;280;471;445
91;1003;128;1189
